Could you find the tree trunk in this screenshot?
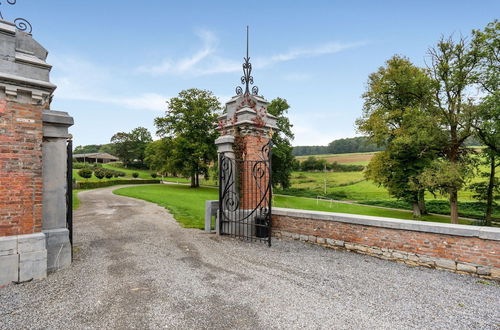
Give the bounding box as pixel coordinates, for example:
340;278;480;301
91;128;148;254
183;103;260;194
412;202;422;218
485;154;495;226
418;189;428;215
195;173;199;188
190;175;196;188
450;190;459;224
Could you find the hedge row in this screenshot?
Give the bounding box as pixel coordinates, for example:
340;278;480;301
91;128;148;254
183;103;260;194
74;179;161;189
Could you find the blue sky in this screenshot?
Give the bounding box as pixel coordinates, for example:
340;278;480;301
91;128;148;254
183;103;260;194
6;0;499;147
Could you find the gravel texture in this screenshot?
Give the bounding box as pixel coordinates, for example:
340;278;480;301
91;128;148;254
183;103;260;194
1;186;499;329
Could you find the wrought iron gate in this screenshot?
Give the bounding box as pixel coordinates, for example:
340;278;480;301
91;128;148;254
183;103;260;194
66;139;73;260
219;141;272;246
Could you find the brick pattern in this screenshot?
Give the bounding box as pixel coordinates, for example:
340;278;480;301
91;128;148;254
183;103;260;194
0;100;43;237
273;215;500;279
239;135;269;209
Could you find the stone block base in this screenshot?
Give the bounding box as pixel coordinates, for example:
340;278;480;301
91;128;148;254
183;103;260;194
0;233;47;286
44;228;71;272
274;230;500;281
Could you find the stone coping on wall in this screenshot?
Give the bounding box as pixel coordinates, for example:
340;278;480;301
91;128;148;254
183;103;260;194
272;207;500;241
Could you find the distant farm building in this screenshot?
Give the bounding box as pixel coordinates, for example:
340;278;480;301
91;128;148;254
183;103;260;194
73;152;119;164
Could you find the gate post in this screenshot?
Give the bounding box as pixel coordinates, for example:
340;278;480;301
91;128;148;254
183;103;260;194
0;19;73;285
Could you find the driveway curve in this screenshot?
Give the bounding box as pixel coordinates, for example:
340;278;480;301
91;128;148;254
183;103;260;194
1;185;499;329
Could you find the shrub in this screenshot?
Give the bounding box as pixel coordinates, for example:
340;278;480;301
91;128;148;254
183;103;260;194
151;173;158;178
74;179;161;189
132;172;139;178
78;168;93;179
105;170;114;179
117;171;126;177
73;162;91;169
94;168;106;179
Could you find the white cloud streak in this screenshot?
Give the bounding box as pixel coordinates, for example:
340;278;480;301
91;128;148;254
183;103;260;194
50;55;168;112
137;30;365;77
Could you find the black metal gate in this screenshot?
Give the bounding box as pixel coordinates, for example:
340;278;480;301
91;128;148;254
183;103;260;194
219;141;272;246
66;138;73;260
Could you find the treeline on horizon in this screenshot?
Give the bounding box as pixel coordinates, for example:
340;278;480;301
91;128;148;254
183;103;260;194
75;135;483;158
292;136;482;156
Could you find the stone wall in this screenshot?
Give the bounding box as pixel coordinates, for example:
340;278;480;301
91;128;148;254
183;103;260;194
0;98;43;237
272;208;500;280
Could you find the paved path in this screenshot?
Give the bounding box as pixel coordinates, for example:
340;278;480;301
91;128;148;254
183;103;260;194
1;186;499;329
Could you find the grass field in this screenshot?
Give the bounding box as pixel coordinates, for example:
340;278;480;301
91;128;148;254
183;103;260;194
288;152;498;220
295;152;374;166
113;184;473;229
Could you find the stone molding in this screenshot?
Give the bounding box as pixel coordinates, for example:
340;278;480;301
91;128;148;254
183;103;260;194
273;207;500;241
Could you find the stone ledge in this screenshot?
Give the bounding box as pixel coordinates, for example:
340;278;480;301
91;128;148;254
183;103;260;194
273;208;500;241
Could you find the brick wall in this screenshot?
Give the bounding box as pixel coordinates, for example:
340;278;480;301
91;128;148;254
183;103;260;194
239;135;269;209
272;209;500;279
0;99;43;237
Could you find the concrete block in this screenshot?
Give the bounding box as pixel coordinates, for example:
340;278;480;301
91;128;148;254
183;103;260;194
0;254;18;286
408;254;419;262
334;240;345;247
18;233;46;253
490;268;500;280
308;236;317;243
0;236;17;256
457;263;477;273
19;250;47;282
435;258;456;270
316;237;326;244
299;235;308;241
368;247;382;255
44;229;71;271
292;234;300;240
476;266;491;276
281;231;292;238
345;243;355;250
392;252;406;260
326;239;335;246
356;245;368;253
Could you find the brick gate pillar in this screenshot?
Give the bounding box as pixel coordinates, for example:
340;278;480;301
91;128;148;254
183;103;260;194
216;94;277;210
0;19;73;286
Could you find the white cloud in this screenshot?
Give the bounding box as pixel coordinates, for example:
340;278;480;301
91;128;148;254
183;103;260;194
137;30;365;77
136;29;218;76
50;55;168;112
282;72;312;81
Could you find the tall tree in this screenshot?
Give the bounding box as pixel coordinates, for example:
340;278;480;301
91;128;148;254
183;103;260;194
426;35;482;223
470;20;500;225
144;138;175;175
155;89;221;187
267;98;295;189
110;127;152;168
357;55;440;216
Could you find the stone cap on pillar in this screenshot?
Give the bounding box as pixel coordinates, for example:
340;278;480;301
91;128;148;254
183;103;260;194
0;19;55;105
217;94;278;138
42;109;74;138
215;134;235;155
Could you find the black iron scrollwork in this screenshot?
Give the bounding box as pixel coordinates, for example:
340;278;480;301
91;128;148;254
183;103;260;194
0;0;32;33
236;26;259;96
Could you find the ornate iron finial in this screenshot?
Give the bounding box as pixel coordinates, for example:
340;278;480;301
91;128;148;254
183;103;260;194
236;26;259;96
0;0;32;33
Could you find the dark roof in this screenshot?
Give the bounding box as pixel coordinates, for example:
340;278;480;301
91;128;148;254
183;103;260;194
73;152;119;160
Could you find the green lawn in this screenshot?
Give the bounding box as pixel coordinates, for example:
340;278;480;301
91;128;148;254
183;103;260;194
73;189;82;210
113;184;473;230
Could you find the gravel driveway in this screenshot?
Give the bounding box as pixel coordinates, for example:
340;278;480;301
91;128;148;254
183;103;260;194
1;186;499;329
